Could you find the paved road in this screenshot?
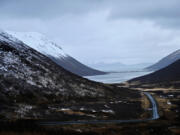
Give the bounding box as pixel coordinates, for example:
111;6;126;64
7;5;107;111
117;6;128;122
144;92;160;120
40;92;159;125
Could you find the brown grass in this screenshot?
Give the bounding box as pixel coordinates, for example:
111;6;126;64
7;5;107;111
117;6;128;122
57;109;85;116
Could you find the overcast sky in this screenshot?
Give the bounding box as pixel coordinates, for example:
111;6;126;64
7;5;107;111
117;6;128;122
0;0;180;65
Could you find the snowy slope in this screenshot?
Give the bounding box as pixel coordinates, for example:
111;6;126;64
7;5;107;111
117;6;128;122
7;31;67;58
6;31;106;76
0;31;117;119
0;30;22;45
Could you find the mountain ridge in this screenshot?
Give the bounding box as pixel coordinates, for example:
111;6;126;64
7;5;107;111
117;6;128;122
7;31;106;76
128;59;180;89
0;31;140;120
145;49;180;71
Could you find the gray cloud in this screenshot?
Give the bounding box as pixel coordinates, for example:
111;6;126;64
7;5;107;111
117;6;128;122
1;0;180;28
107;0;180;28
108;0;180;19
0;0;179;65
0;0;104;19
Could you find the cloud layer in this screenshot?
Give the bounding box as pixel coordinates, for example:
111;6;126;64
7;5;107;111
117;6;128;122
0;0;179;64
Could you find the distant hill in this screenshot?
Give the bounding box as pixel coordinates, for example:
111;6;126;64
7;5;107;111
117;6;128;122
129;60;180;88
89;62;152;72
145;49;180;71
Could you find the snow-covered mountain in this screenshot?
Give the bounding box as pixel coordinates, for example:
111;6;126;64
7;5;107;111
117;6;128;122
0;30;138;120
7;31;67;58
7;31;105;76
0;30;115;119
145;49;180;71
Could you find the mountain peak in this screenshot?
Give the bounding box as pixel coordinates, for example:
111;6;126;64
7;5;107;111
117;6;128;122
7;31;67;58
6;31;105;76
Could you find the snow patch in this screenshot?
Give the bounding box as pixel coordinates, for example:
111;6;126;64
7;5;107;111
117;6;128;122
91;109;97;113
60;108;71;111
167;101;172;105
104;105;110;108
101;109;115;114
168;95;174;97
15;104;33;118
80;107;86;111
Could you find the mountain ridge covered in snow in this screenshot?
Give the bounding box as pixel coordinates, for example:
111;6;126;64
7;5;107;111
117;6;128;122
0;31;137;120
7;31;67;58
7;31;105;76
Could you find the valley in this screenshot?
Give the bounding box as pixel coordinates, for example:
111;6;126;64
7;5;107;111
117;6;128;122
0;0;180;134
0;30;179;135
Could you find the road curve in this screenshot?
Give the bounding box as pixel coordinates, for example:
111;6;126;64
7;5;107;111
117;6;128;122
40;92;159;125
144;92;160;120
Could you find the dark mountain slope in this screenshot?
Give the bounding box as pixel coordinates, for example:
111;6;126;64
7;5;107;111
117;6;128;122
146;49;180;71
49;55;106;76
0;31;109;103
0;31;140;120
129;60;180;88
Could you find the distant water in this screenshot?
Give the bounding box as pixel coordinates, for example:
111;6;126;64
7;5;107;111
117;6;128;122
84;71;151;84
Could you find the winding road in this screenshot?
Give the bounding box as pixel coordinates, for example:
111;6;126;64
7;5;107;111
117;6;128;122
40;92;159;125
144;92;160;120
